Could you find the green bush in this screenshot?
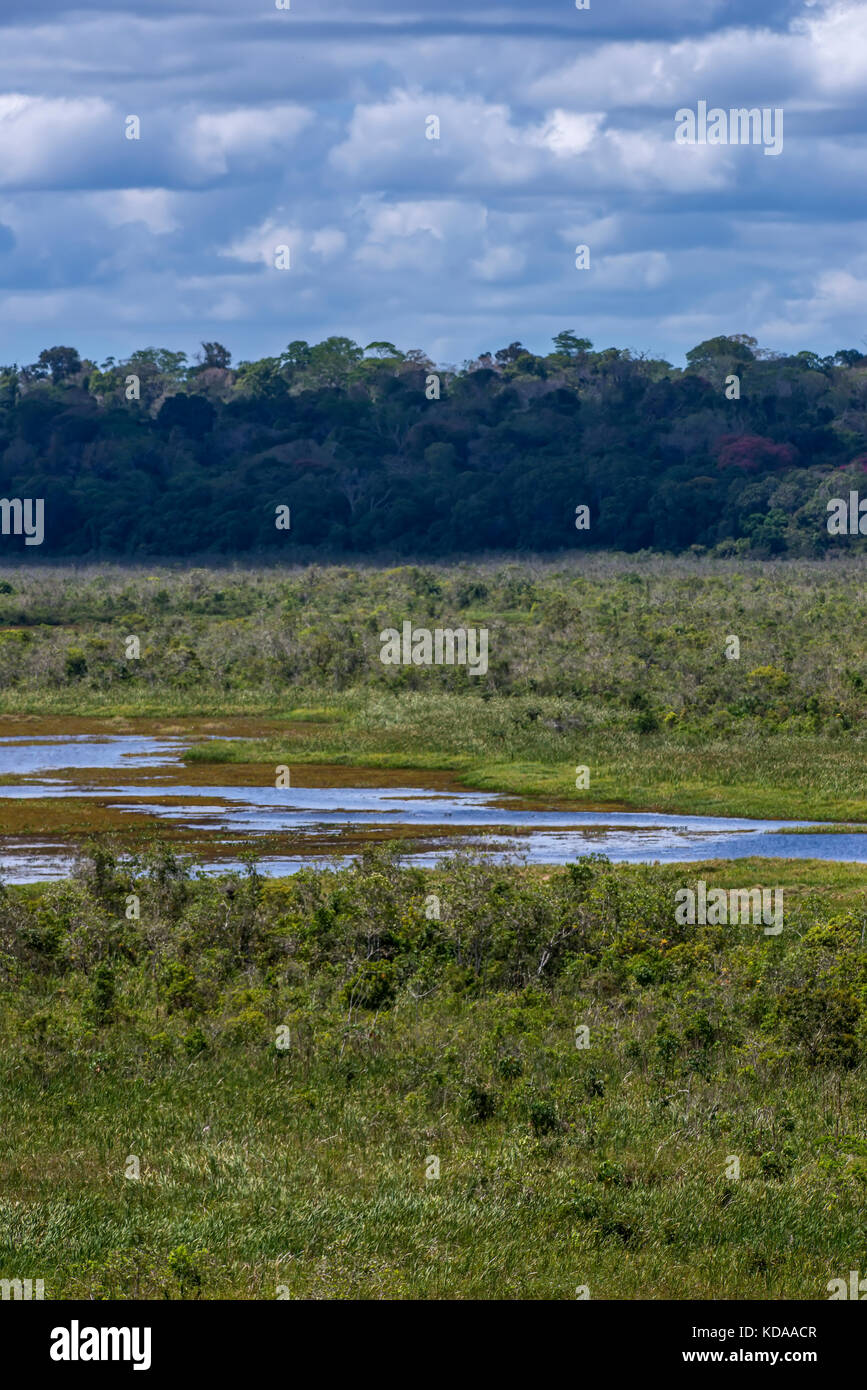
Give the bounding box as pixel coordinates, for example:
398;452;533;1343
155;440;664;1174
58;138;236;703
84;962;115;1027
339;960;397;1010
779;986;861;1068
161;962;200;1014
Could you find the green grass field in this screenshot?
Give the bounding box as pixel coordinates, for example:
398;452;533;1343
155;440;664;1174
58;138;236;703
180;705;867;822
2;556;867;819
2;849;867;1300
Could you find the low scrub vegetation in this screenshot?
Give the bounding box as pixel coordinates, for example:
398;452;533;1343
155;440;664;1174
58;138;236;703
1;845;866;1299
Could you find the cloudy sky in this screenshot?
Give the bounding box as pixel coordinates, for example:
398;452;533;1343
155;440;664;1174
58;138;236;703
0;0;864;368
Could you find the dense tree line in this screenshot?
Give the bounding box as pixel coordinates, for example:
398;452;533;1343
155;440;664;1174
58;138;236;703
1;332;866;556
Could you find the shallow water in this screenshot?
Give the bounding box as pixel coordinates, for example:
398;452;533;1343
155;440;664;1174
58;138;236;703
0;734;191;774
0;732;864;881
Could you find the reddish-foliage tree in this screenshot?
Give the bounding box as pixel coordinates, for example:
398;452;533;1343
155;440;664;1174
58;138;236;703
716;434;797;472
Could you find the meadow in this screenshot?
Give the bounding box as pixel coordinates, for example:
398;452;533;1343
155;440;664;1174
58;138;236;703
1;555;867;818
2;846;867;1300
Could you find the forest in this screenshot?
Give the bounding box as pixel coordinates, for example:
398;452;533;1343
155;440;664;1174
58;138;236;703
1;332;866;556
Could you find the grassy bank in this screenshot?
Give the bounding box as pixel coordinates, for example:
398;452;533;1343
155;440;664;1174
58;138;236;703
181;703;867;821
2;848;867;1300
1;557;867;819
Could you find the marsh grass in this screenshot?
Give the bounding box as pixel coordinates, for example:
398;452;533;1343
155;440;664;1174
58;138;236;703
184;705;867;821
1;849;867;1300
3;557;867;818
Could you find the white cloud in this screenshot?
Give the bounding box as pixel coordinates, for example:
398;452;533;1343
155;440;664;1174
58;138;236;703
593;250;671;290
528;2;867;113
189;105;313;177
311;227;347;260
331;92;549;187
219;218;348;272
353;196;488;271
92;189;179;234
604;128;732;192
331;89;730;198
534;110;604;157
800;1;867;98
528;31;799;110
211;291;247;320
0;95;113;187
470;244;526;281
0;290;68;322
801;269;867;318
219;216;298;267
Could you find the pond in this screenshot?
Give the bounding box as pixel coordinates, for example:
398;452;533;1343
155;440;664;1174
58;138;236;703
1;731;865;881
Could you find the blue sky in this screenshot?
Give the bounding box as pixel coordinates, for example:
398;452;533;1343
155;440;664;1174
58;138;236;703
0;0;864;368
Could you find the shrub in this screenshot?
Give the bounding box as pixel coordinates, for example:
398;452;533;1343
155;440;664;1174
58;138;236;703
85;963;115;1027
183;1025;208;1056
161;962;199;1014
64;647;88;679
779;986;861;1068
463;1084;497;1123
340;960;397;1010
529;1098;559;1135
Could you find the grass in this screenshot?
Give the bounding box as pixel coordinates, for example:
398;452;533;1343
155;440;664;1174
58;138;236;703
2;555;867;819
181;707;867;821
2;849;867;1300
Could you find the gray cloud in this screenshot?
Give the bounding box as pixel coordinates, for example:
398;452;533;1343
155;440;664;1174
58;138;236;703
0;0;862;366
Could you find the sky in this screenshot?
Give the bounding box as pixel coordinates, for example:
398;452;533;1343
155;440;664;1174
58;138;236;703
0;0;864;369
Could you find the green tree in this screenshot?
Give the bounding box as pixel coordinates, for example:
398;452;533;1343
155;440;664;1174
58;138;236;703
198;342;232;370
36;346;82;384
234;357;286;398
304;337;364;388
551;330;593;358
494;341;530;365
281;340;312;371
685;336;755;372
364;341;404;360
